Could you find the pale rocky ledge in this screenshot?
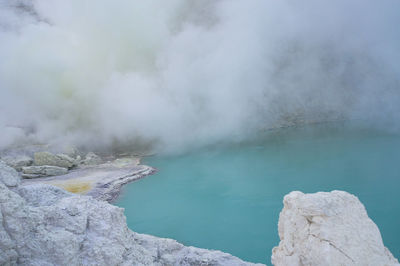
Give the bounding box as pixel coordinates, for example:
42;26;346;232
1;149;156;202
0;161;399;266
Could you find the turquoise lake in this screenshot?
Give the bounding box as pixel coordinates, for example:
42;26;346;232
115;123;400;264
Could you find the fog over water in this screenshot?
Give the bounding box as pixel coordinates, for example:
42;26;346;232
1;0;400;153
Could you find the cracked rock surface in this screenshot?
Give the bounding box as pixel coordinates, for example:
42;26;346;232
0;161;260;266
22;165;69;178
272;191;399;266
33;151;76;169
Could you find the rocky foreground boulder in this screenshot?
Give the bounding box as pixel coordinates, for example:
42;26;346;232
272;191;399;266
0;162;259;266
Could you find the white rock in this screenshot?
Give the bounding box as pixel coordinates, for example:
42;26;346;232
56;153;77;166
1;155;33;171
0;182;20;264
0;160;20;187
34;151;75;169
18;184;73;207
271;191;399;266
75;155;82;165
82;152;102;165
22;165;68;177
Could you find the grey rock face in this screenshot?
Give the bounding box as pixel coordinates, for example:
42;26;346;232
0;160;20;187
22;165;68;178
0;182;20;264
1;155;33;171
34;151;75;169
56;153;77;166
0;165;260;266
82;152;102;165
18;184;73;207
271;191;399;266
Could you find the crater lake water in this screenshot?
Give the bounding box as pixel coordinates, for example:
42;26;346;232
115;123;400;264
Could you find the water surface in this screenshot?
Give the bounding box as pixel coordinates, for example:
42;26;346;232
116;123;400;263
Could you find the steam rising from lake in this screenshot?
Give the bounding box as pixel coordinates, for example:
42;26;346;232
1;0;400;153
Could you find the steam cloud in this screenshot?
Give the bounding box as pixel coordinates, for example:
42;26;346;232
1;0;400;153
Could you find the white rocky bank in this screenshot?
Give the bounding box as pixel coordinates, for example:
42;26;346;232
1;161;399;266
0;161;259;266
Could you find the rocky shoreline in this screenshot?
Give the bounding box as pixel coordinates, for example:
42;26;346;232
0;161;260;266
1;146;156;202
1;149;399;265
21;163;156;202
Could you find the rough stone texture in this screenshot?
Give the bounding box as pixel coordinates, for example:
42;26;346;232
82;152;102;165
57;153;77;166
0;163;260;266
1;155;33;171
34;151;75;169
18;184;74;207
272;191;399;266
0;160;20;187
22;165;68;178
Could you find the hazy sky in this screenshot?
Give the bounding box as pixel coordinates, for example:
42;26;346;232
1;0;400;153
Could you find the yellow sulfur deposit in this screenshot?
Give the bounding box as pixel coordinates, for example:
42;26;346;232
55;182;92;194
